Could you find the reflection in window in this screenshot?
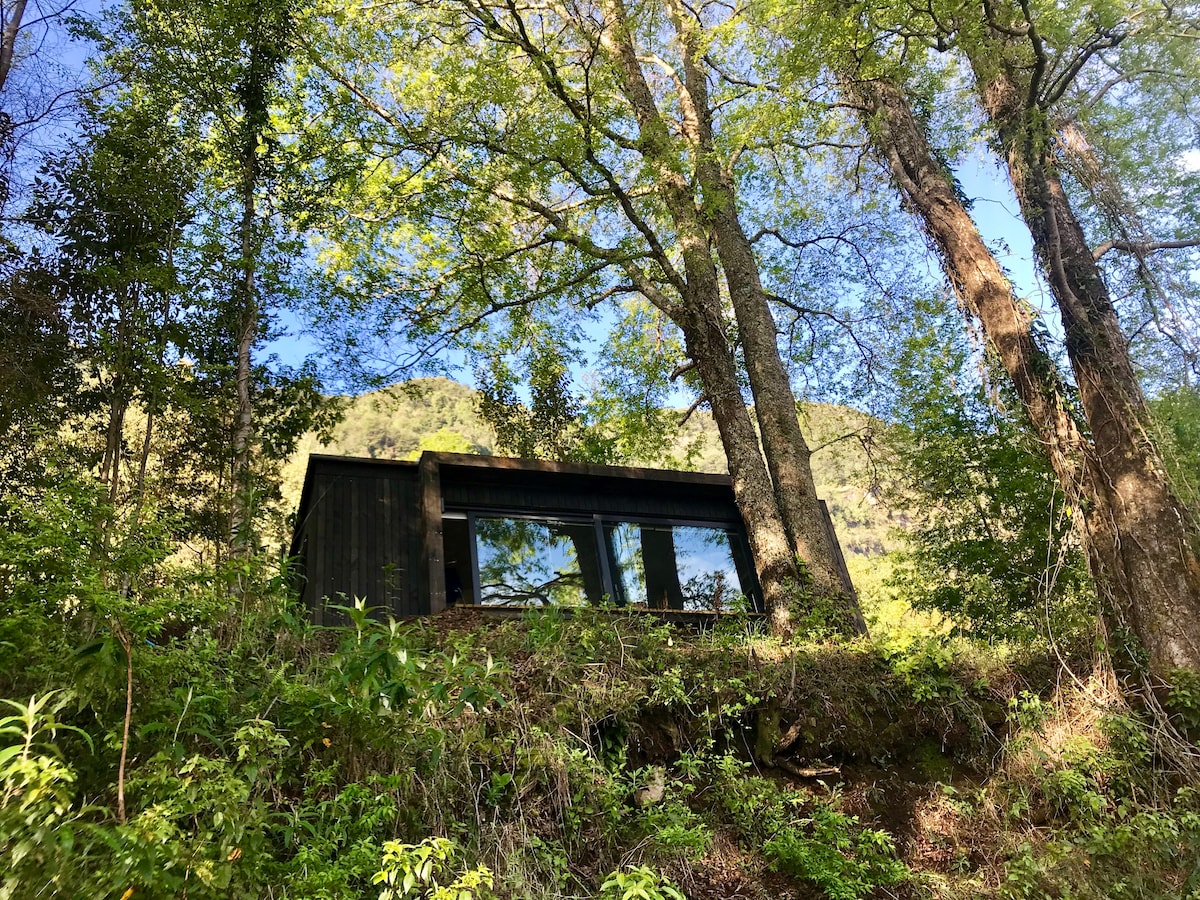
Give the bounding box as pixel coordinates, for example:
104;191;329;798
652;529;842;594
475;517;603;607
675;526;744;610
604;522;748;611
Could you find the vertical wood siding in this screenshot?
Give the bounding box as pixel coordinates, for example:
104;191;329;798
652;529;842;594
295;460;422;622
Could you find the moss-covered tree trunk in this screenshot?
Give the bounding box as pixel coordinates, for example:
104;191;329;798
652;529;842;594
674;300;810;633
974;55;1200;677
596;0;864;635
671;5;864;633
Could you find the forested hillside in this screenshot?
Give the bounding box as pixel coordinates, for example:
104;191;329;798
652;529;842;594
4;0;1200;896
281;379;898;562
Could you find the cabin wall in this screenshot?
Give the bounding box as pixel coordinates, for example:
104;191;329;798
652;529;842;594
296;461;424;622
440;468;736;521
293;454;842;622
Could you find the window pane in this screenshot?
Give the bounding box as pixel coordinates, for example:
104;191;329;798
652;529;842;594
475;517;602;607
605;522;645;607
672;526;742;611
603;522;749;611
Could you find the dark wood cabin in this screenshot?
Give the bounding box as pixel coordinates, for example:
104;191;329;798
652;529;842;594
290;452;852;623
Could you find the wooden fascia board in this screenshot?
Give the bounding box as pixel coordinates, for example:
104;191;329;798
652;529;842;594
423;450;733;488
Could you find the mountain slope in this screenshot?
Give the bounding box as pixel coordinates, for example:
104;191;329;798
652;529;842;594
282;379;901;560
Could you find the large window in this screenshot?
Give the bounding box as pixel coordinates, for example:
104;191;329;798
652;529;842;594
474;517;604;607
466;513;759;612
605;522;750;611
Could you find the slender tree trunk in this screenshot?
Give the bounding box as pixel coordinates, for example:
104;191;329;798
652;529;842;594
228;62;264;560
228;162;256;557
0;0;27;93
132;411;154;517
0;0;25;212
847;69;1120;595
711;180;864;629
100;311;135;505
848;74;1091;490
596;0;862;633
591;0;815;631
666;220;811;630
460;0;844;631
100;389;128;504
115;624;133;824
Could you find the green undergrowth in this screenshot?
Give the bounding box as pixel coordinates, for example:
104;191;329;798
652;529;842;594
3;598;1199;899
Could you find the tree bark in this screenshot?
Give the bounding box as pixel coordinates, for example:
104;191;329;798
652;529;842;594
594;0;863;634
853;56;1200;676
228;140;257;559
0;0;27;93
673;300;806;631
971;53;1200;677
848;73;1091;491
592;0;824;631
439;0;853;632
671;4;864;633
100;310;134;507
228;21;280;560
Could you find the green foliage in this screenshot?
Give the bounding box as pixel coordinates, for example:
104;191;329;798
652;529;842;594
996;706;1200;900
477;334;588;463
764;804;908;900
882;636;966;704
0;550;1186;900
374;837;495;900
0;693;93;900
882;295;1091;641
1150;385;1200;507
1165;668;1200;739
322;600;506;719
599;865;686;900
707;750;908;899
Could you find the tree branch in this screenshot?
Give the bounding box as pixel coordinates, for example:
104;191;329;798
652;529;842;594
678;392;708;425
1093;237;1200;261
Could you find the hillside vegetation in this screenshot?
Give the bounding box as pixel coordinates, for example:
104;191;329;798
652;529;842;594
6;379;1199;899
5;592;1199;900
5;0;1200;894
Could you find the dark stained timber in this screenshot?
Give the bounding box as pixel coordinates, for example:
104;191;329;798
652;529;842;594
290;452;856;622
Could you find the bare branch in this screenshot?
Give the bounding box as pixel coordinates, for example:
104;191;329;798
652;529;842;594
669;360;695;379
703;53;764;89
1093;237;1200;261
1043;29;1127;106
678;392;708;426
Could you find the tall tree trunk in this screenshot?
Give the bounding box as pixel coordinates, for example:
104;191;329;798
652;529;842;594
598;0;864;634
852;54;1200;675
668;6;863;632
460;0;849;632
228;16;281;560
228;142;257;558
971;58;1200;677
846;75;1089;484
0;0;27;92
847;68;1113;588
101;310;134;507
594;0;828;632
674;301;807;631
717;223;864;630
